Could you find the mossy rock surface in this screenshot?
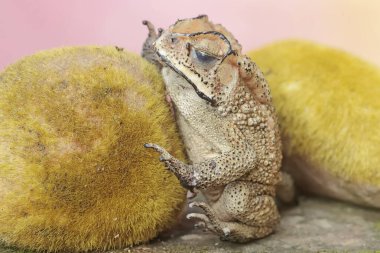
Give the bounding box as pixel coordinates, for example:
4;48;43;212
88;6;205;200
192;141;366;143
0;46;186;252
249;40;380;208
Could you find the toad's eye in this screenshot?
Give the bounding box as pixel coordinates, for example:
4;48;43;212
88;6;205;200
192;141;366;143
195;50;217;63
190;47;219;69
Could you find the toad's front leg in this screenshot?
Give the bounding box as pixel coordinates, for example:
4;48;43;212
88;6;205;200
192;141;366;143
144;142;256;190
144;143;196;190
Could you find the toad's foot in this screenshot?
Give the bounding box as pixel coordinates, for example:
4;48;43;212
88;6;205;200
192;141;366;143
187;201;276;242
141;20;164;69
187;201;224;235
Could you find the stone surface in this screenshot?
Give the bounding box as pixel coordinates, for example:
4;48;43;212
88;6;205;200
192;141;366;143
122;196;380;253
1;196;380;253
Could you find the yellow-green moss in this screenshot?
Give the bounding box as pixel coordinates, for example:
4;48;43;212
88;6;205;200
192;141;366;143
249;40;380;187
0;46;186;252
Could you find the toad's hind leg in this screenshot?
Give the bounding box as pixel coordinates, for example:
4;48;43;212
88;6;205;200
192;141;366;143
189;181;280;242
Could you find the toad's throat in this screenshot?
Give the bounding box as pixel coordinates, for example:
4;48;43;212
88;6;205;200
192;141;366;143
156;50;216;106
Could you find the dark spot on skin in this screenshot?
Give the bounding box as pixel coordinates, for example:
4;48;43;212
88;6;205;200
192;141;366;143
209;160;217;169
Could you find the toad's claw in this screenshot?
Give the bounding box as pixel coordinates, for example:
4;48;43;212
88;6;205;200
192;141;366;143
189;201;213;213
187;202;227;235
187;213;208;231
144;143;173;161
142;20;157;38
187;212;223;235
144;143;164;152
189;201;220;225
186;213;210;223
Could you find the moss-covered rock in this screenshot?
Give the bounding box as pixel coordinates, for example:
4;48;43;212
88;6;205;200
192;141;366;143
249;40;380;208
0;46;186;252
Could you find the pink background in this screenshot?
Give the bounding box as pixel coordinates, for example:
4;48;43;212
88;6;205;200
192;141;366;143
1;0;380;71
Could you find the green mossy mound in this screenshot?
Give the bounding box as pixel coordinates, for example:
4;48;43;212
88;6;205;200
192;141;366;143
249;40;380;208
0;46;186;252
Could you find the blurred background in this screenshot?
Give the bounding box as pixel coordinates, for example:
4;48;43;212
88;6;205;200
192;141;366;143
1;0;379;70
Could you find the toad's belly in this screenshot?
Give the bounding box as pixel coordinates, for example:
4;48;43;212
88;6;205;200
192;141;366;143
175;111;232;164
162;67;232;163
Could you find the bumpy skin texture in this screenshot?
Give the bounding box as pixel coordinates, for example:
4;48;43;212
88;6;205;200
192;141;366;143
0;47;186;252
143;16;285;242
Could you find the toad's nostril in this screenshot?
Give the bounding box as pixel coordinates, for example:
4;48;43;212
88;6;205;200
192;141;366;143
171;37;178;43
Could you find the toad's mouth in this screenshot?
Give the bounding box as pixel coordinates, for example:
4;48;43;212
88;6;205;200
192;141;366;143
155;50;216;106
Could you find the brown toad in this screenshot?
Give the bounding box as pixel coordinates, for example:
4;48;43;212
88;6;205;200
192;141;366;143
142;15;294;242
